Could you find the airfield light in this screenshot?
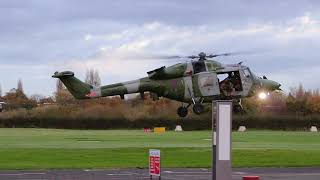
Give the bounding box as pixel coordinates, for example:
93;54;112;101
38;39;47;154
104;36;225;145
258;92;267;100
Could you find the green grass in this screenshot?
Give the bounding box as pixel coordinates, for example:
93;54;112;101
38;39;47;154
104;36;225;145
0;129;319;169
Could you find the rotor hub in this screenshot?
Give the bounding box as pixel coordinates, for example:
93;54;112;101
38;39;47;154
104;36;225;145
198;52;207;61
199;52;206;58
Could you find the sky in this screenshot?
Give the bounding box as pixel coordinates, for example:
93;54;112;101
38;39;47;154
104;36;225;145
0;0;320;96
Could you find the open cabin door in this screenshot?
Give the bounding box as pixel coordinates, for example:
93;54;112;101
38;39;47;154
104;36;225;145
192;72;220;97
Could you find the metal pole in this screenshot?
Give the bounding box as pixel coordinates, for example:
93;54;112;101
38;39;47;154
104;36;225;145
215;101;233;180
212;101;216;180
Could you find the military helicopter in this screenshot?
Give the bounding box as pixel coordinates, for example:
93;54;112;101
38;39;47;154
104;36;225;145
52;52;281;117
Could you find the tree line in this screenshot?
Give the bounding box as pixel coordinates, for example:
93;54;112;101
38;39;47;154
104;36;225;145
0;69;320;116
242;84;320;115
0;68;101;109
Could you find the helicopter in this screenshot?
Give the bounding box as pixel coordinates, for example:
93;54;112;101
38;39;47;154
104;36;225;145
52;52;281;117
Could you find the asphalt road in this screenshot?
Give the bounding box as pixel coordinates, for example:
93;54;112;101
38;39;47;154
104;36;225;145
0;168;319;180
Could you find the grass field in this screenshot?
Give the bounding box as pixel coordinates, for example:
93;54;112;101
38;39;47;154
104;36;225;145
0;128;319;169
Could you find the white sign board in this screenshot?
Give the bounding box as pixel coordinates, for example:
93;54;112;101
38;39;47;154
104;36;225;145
218;104;231;160
214;101;232;180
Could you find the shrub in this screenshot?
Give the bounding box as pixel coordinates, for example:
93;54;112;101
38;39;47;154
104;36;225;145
0;102;319;130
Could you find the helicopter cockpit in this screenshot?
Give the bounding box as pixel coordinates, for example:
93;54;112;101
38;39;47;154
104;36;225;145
192;61;207;74
191;52;208;74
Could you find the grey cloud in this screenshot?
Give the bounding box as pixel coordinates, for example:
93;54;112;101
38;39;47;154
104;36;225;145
1;0;319;27
0;0;320;95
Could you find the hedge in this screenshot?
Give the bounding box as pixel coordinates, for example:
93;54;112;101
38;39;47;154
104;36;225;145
0;114;319;130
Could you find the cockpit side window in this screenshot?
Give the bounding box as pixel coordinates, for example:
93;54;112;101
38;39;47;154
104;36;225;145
243;69;251;78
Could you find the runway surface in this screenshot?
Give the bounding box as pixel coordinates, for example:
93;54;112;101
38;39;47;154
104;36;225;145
0;168;319;180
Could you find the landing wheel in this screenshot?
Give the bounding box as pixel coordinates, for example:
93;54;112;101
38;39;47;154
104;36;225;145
193;103;204;115
177;106;188;117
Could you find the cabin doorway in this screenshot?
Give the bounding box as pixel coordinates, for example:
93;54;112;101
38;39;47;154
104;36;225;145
217;71;243;96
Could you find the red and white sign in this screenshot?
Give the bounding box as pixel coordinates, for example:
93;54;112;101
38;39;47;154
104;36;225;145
149;149;161;177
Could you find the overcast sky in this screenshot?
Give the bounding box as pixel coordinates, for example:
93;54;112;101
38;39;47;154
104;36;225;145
0;0;320;96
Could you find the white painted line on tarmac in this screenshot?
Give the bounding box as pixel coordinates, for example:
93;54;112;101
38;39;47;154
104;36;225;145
83;169;106;172
107;173;140;176
0;172;46;176
84;169;120;172
164;171;173;173
234;171;248;175
107;173;133;176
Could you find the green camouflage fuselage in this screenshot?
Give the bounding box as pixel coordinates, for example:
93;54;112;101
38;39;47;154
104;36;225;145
53;60;281;103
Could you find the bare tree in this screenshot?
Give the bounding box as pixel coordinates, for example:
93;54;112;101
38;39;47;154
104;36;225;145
17;79;24;93
85;69;92;85
0;84;2;97
93;70;101;86
85;68;101;87
56;79;64;93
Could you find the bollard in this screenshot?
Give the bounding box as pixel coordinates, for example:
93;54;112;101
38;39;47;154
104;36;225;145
243;176;260;180
175;125;183;132
238;126;247;132
310;126;318;132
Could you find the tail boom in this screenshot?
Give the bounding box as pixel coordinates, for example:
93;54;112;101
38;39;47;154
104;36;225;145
53;71;153;100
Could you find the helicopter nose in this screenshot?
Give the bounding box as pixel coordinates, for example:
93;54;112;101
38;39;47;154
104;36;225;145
257;78;281;91
269;81;281;91
276;83;282;90
271;81;281;91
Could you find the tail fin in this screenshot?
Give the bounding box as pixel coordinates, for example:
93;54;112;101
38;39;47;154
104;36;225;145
52;71;92;99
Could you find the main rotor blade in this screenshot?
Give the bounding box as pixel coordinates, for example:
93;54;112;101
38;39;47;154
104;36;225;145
126;54;188;60
207;52;246;58
207;53;233;58
208;50;267;58
148;55;185;59
105;55;182;62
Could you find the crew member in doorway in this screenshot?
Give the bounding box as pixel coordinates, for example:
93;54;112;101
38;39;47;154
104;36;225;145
220;72;234;96
230;71;242;91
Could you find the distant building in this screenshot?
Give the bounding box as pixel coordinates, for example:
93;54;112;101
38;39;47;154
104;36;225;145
39;97;55;106
0;102;6;112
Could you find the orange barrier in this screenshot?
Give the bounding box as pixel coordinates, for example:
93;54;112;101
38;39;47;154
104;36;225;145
154;127;166;133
